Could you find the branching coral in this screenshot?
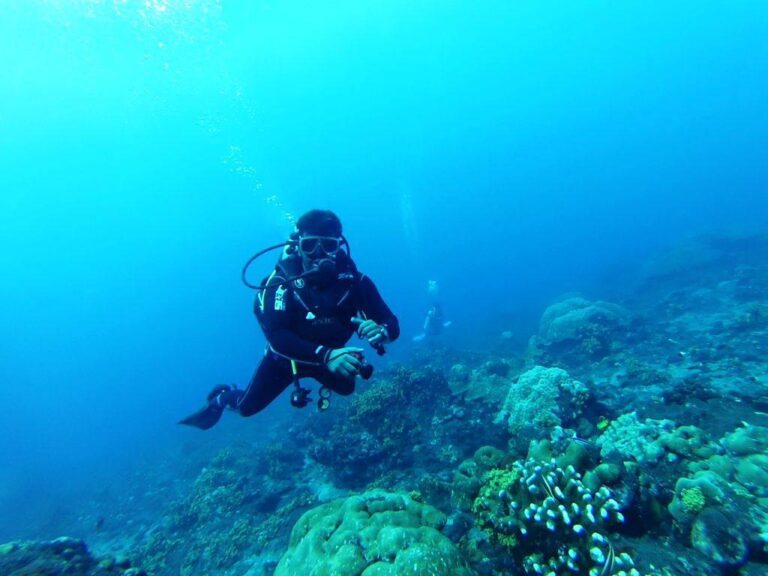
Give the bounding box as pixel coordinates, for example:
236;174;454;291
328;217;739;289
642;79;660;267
472;458;640;575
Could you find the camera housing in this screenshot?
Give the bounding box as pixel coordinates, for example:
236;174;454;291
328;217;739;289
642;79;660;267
351;352;374;380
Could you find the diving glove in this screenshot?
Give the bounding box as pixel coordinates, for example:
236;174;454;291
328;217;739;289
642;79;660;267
325;347;364;378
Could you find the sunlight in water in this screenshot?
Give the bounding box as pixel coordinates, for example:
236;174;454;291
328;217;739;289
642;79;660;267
38;0;224;40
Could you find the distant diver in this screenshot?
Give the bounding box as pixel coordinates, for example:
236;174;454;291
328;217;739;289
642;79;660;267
413;280;452;342
179;209;400;429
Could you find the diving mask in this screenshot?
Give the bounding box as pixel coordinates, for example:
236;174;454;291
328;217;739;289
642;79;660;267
298;235;342;257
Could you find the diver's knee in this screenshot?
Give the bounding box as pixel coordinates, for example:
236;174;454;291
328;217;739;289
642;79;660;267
333;381;355;396
237;403;265;417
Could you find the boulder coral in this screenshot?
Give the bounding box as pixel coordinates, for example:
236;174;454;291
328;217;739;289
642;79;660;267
275;489;475;576
530;296;630;360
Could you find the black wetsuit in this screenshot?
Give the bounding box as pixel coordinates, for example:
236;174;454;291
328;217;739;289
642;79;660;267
236;254;399;416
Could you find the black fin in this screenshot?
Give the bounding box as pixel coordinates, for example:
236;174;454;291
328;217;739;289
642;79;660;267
178;403;224;430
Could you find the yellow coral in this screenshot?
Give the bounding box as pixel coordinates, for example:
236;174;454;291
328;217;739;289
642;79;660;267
497;533;518;548
485;468;520;494
681;486;706;514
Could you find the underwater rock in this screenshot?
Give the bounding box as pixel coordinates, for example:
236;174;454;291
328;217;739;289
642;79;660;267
448;359;515;405
0;537;146;576
274;489;475;576
691;508;749;568
638;233;768;292
495;366;588;439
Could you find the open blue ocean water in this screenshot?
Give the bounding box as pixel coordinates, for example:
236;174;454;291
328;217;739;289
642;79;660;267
1;2;767;575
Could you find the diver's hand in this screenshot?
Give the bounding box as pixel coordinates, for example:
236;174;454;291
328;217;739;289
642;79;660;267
351;317;389;346
325;347;364;378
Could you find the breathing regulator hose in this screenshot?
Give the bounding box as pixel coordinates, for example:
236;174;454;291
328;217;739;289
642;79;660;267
241;242;292;290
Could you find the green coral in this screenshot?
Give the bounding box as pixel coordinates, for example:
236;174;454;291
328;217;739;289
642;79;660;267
688;424;768;497
275;490;474;576
349;378;405;424
472;468;521;548
680;487;707;514
473;446;506;469
722;424;768;457
736;454;768;496
669;473;726;524
657;425;718;462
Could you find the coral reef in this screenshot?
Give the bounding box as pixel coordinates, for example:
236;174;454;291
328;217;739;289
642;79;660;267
274;490;475;576
0;537;146;576
470;455;638;575
12;233;768;576
528;297;631;363
447;358;516;406
495;366;589;440
308;365;499;488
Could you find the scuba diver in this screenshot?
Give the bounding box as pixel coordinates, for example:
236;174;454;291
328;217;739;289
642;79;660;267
413;280;451;342
179;209;400;430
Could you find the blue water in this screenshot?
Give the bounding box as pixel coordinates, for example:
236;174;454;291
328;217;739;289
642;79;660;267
1;0;766;542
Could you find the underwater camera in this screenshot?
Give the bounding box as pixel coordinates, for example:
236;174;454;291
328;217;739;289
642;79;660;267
351;352;374;380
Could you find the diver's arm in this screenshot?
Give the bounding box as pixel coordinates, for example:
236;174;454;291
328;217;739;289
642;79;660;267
358;275;400;342
258;280;331;365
